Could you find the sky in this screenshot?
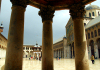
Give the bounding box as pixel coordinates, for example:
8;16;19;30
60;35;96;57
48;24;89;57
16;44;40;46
0;0;100;45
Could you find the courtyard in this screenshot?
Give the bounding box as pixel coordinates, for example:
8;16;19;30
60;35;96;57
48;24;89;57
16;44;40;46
0;58;100;70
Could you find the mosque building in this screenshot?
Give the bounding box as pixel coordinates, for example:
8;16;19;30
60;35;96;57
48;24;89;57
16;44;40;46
0;33;7;59
53;36;67;58
0;23;7;59
65;4;100;59
1;4;100;60
23;42;42;59
0;0;98;69
53;4;100;59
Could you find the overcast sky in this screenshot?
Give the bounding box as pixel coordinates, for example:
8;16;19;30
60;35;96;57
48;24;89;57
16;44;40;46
0;0;100;45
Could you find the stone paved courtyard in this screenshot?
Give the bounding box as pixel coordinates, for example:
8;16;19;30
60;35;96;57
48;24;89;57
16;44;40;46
0;58;100;70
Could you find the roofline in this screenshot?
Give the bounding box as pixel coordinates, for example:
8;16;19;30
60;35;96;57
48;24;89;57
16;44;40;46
86;8;100;10
53;40;63;45
0;33;7;40
85;22;100;30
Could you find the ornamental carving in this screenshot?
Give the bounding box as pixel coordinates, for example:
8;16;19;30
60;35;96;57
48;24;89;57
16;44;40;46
69;3;86;19
38;5;55;22
10;0;29;8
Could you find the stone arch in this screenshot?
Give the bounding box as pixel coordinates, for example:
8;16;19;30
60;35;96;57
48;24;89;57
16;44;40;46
72;42;75;57
69;44;72;58
89;40;95;57
97;38;100;58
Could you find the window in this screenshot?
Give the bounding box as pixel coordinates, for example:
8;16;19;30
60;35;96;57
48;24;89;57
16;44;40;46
92;12;94;16
89;13;91;17
98;12;100;16
26;47;29;50
88;33;90;39
84;14;86;17
84;23;86;26
23;47;25;50
94;30;97;37
91;32;94;38
98;29;100;36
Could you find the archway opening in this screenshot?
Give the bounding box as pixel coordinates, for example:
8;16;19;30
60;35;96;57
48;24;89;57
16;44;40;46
90;40;95;57
72;42;75;58
69;44;72;58
97;38;100;58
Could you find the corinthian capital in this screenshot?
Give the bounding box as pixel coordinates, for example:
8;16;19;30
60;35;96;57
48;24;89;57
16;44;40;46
69;3;86;20
10;0;29;8
38;5;55;22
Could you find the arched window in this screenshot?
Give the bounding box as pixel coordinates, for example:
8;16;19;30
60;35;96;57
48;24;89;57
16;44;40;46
91;32;94;38
88;33;90;39
89;13;91;17
84;14;86;17
92;12;94;16
98;29;100;36
98;12;100;16
94;30;97;37
84;23;86;26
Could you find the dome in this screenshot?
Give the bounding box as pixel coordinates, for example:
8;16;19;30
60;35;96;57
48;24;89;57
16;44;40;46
86;5;100;10
34;42;40;47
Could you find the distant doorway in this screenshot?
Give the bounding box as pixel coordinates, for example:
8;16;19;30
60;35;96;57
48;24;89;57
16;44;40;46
97;38;100;58
26;55;27;58
72;42;75;57
90;40;95;57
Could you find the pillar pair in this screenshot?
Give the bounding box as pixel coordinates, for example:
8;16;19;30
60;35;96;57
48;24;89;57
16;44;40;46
4;0;55;70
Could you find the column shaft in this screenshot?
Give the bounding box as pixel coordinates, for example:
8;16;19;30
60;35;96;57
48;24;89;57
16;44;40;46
73;19;89;70
5;6;25;70
70;4;89;70
42;21;53;70
39;6;55;70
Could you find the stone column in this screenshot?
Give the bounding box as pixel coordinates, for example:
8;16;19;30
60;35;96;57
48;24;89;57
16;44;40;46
94;43;99;58
60;49;61;58
4;0;27;70
39;6;55;70
55;50;56;57
55;50;57;57
62;48;64;58
58;49;59;58
56;50;57;57
89;46;91;59
68;46;70;58
72;47;73;58
70;4;89;70
54;51;55;58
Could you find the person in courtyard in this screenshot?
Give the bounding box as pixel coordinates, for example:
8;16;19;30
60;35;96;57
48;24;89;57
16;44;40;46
31;57;33;59
29;57;30;60
39;55;41;61
91;55;95;64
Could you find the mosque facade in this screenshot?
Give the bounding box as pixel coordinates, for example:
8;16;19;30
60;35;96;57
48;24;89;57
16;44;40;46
65;5;100;59
0;33;7;59
53;36;67;58
23;43;42;59
1;5;100;60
